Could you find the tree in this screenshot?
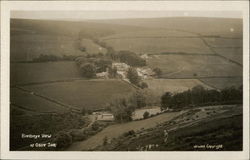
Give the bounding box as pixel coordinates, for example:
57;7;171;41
127;67;140;85
161;92;172;109
53;131;72;150
108;66;117;78
81;107;86;115
135;91;146;108
139;82;148;89
153;68;162;77
103;136;108;145
80;63;96;78
109;95;136;122
143;111;150;119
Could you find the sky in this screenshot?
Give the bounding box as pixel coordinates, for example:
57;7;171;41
11;11;242;20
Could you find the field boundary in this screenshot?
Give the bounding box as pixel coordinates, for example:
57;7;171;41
14;86;81;113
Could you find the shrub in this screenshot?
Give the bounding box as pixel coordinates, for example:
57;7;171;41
103;136;108;145
53;131;72;150
143;111;150;119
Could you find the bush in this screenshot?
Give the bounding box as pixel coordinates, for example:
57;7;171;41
53;131;72;150
127;67;140;86
70;129;86;141
80;63;96;78
143;111;150;119
123;130;135;137
103;136;108;145
139;82;148;89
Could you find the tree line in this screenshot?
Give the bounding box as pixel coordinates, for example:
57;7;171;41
161;85;243;110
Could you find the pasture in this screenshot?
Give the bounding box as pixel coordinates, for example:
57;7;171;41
199;77;242;90
11;61;81;85
146;55;242;78
10;34;84;61
24;79;136;110
103;37;212;54
214;48;243;65
10;88;67;113
144;79;213;96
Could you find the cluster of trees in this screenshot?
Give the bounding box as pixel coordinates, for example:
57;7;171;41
108;91;147;123
161;85;243;109
127;67;148;89
117;51;146;67
33;54;80;62
75;57;113;78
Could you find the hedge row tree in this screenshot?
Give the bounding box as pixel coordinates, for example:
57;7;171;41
118;50;146;67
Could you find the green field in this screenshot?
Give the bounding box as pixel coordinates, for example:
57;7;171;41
144;79;213;96
147;54;242;78
199;77;243;90
10;88;67;113
11;61;81;85
214;48;243;65
97;17;243;37
11;34;84;61
24;80;136;110
103;37;212;54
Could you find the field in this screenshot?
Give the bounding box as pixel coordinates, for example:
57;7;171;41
103;37;212;54
199;77;243;90
10;34;84;61
24;80;136;110
214;48;243;64
11;61;81;85
97;17;243;37
10;88;68;113
80;39;107;54
144;79;213;96
146;54;242;78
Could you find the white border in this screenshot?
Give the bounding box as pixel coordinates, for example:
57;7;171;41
1;1;249;160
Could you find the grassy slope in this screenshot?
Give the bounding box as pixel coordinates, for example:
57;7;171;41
10;88;68;113
147;55;242;78
24;79;136;110
67;111;182;151
10;18;148;61
96;105;242;151
95;17;243;37
144;79;213;96
11;61;82;85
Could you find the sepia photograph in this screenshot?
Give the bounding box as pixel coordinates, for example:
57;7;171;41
1;1;249;160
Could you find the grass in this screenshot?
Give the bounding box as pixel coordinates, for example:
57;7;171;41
144;79;213;96
147;55;242;78
103;37;212;54
199;77;243;90
24;79;136;110
10;61;82;85
98;105;242;151
214;48;243;65
10;34;84;62
67;111;181;151
10;88;68;113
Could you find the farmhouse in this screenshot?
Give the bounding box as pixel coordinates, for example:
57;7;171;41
136;67;155;79
97;112;114;121
112;62;130;71
96;71;109;79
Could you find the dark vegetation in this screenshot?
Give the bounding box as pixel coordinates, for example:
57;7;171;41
161;85;243;109
10;109;86;150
